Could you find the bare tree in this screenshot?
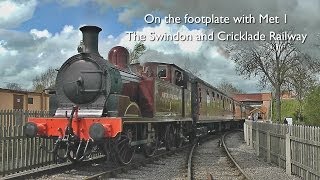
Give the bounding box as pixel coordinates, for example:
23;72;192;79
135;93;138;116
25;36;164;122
6;83;22;91
182;57;202;77
33;67;57;92
217;81;244;96
226;31;319;122
129;42;146;64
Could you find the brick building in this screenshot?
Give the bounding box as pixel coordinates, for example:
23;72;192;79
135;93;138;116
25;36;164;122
0;88;49;111
233;93;272;121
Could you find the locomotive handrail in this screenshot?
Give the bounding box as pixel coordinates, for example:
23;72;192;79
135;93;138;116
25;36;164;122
66;106;78;135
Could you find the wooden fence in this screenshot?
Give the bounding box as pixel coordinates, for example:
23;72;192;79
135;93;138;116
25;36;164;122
244;120;320;180
0;110;55;177
0;109;49;126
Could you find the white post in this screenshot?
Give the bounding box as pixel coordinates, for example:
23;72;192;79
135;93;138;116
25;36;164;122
285;127;291;175
244;121;247;144
266;129;271;163
250;122;253;148
256;123;259;156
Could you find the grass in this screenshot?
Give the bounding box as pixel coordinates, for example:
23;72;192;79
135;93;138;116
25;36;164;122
272;99;303;124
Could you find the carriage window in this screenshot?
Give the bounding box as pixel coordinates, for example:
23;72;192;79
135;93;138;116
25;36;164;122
199;88;202;103
223;97;225;109
175;70;183;85
157;65;167;78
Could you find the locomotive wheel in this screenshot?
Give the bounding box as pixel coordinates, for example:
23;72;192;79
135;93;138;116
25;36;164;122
164;124;175;151
67;149;79;163
98;141;112;161
143;139;158;157
175;127;184;148
114;130;135;165
66;140;91;163
55;147;68;163
141;124;158;157
66;143;83;163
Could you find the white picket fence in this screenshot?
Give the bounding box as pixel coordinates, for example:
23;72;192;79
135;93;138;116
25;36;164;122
244;120;320;180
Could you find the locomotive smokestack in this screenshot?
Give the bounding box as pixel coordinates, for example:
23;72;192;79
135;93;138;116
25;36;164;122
78;26;102;55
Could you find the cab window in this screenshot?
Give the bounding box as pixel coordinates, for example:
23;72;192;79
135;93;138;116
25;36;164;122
157;65;167;78
174;70;183;85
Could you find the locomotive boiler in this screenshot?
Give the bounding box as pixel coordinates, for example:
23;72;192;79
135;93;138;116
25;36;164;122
24;25;248;165
24;26;144;164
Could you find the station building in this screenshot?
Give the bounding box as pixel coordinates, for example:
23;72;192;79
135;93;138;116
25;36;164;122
0;88;49;111
233;93;272;121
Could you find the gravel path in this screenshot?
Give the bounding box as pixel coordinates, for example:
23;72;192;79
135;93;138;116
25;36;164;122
225;131;301;180
193;138;244;180
112;150;188;180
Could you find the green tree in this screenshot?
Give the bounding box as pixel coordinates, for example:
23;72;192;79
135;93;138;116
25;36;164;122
284;65;316;122
33;67;57;92
304;86;320;126
129;42;146;64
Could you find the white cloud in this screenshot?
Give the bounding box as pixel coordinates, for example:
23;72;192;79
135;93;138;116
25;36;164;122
92;0;320;47
118;22;205;55
61;25;74;34
0;40;18;56
56;0;83;6
0;25;81;89
37;52;44;58
0;23;259;92
0;0;37;28
30;29;52;39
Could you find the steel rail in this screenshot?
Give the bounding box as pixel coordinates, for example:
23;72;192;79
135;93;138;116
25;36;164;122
222;130;251;180
187;134;221;180
84;144;192;180
187;142;197;180
2;155;106;180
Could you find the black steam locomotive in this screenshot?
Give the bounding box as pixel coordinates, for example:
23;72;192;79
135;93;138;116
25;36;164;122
24;25;249;164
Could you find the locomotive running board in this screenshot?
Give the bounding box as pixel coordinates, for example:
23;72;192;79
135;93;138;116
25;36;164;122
54;108;103;117
122;117;193;123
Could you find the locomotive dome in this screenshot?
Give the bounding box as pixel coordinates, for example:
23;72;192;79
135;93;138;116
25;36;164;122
108;46;129;69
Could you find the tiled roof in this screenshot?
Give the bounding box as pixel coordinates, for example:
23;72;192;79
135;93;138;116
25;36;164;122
233;93;272;102
0;88;48;96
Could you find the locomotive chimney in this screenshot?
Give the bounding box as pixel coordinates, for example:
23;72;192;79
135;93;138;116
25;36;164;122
78;26;102;55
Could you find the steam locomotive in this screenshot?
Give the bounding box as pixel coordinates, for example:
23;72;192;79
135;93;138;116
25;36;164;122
24;25;249;164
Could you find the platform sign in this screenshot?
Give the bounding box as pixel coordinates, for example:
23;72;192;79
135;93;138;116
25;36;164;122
285;117;293;125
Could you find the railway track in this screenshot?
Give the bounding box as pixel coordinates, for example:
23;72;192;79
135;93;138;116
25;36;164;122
4;144;192;180
2;155;108;180
188;130;250;180
4;131;247;180
84;146;191;180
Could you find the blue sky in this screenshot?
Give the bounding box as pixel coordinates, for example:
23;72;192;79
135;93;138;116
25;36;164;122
0;0;319;93
15;1;141;37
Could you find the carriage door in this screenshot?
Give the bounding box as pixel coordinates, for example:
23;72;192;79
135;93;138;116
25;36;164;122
13;94;24;110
